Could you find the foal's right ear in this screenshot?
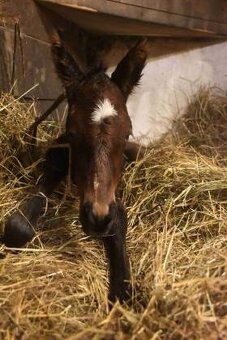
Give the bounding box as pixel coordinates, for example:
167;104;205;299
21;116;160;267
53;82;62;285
52;31;84;99
111;38;148;100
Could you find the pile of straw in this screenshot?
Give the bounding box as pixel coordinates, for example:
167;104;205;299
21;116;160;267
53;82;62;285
0;88;226;339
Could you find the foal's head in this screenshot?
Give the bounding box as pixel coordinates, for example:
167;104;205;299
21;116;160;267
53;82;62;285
52;36;147;237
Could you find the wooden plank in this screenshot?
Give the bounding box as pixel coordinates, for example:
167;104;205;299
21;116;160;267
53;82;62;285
0;29;12;93
0;27;65;116
113;0;227;24
36;0;227;36
1;0;50;41
36;0;227;37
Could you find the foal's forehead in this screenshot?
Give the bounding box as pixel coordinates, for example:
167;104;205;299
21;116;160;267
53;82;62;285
68;72;131;138
80;73;124;105
79;73;127;121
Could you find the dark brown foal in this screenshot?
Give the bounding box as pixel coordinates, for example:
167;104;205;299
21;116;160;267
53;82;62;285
3;35;147;304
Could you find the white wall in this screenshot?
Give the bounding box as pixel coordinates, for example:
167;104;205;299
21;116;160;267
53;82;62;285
124;40;227;145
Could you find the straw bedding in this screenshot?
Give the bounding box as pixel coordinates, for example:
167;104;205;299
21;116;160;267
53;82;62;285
0;88;226;339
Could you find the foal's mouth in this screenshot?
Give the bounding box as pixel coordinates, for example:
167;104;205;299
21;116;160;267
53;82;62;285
80;221;116;238
80;218;117;238
84;230;116;238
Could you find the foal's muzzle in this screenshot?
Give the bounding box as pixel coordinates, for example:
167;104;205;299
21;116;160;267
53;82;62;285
80;202;117;237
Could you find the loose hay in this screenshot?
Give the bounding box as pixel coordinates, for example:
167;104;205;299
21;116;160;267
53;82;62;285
0;88;227;339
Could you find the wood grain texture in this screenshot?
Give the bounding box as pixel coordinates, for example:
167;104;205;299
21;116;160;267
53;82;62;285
37;0;227;37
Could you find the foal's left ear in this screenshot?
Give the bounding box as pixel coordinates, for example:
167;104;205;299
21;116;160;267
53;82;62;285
111;38;148;101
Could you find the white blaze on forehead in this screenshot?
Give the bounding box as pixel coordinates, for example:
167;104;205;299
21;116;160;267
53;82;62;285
91;98;117;123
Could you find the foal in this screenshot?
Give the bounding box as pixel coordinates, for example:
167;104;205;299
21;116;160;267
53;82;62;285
3;36;147;303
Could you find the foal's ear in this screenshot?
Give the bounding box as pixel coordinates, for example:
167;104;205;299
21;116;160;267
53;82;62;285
52;31;84;99
111;38;148;100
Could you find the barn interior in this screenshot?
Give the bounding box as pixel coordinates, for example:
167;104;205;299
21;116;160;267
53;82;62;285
0;1;227;338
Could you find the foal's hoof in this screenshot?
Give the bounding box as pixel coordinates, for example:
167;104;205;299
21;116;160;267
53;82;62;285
3;212;35;248
108;282;133;306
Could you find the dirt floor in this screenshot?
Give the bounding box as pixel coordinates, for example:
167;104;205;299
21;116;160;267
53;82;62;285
0;88;227;339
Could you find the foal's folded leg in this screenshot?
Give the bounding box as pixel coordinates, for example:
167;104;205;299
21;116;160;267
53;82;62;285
103;203;132;304
3;134;70;248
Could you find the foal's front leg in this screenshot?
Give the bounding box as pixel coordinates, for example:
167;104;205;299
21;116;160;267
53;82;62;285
3;134;70;248
103;203;132;304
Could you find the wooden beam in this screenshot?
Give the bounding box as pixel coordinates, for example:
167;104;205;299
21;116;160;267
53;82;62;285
36;0;227;37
